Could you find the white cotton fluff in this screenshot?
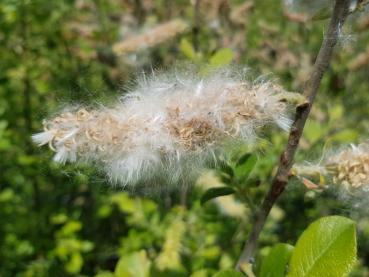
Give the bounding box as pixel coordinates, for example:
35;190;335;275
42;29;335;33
294;142;369;193
32;68;293;187
325;142;369;191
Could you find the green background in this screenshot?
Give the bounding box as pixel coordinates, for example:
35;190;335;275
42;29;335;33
0;0;368;276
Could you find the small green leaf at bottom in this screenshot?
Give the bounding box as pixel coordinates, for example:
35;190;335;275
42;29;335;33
213;269;245;277
259;243;294;277
287;216;356;277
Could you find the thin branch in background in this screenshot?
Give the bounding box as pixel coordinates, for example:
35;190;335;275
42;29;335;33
23;74;32;135
235;0;351;272
20;0;41;210
61;36;83;101
133;0;146;25
20;1;32;136
94;0;110;44
164;0;174;18
192;0;201;51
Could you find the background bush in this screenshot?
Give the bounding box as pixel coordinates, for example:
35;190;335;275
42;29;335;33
0;0;368;276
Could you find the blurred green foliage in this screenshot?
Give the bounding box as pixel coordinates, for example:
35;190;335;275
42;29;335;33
1;0;369;276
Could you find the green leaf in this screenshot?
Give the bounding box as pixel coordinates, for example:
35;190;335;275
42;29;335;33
311;6;331;21
259;243;294;277
209;48;234;67
65;252;83;274
328;104;343;121
234;153;257;181
190;269;209;277
180;38;198;61
329;129;358;143
59;221;82;236
201;187;235;205
219;161;235;178
287;216;356;277
115;251;151;277
303;120;326;144
95;271;115;277
0;189;15;202
110;193;136;213
213;269;245;277
219;172;233;184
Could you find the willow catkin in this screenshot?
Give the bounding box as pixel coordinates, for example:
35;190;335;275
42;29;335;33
32;68;292;187
112;19;188;55
295;142;369;192
325;143;369;191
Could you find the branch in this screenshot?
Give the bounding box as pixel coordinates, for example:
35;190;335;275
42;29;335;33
20;0;32;136
192;0;201;51
20;0;41;210
235;0;351;272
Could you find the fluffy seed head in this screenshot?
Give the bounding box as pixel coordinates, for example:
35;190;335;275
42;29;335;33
294;142;369;192
33;68;292;187
325;143;369;191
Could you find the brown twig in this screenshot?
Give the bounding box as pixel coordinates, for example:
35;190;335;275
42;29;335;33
235;0;351;272
133;0;146;25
